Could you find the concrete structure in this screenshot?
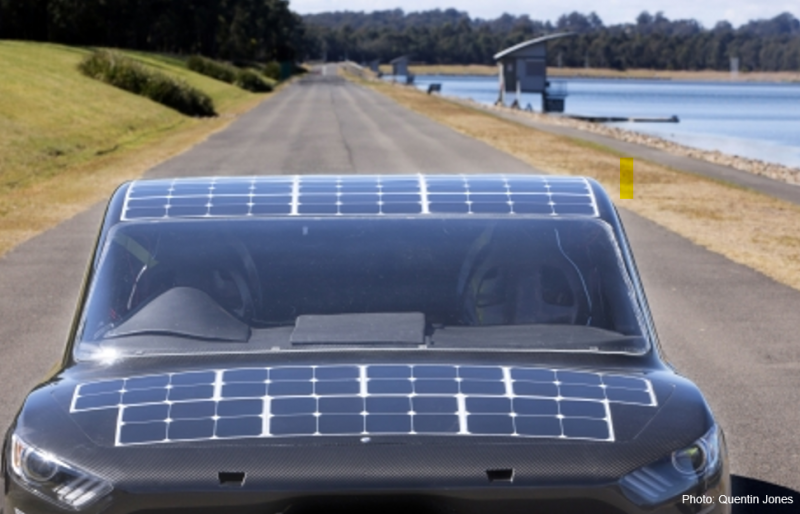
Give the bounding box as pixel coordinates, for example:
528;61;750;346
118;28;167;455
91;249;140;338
493;33;575;112
390;55;409;77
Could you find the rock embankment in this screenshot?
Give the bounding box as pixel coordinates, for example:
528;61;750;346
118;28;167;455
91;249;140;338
471;99;800;187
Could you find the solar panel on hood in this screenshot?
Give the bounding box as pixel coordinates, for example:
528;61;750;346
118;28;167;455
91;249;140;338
70;365;656;446
120;175;599;220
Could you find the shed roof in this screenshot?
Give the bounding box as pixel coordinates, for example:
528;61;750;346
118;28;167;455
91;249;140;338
389;55;409;64
493;32;575;61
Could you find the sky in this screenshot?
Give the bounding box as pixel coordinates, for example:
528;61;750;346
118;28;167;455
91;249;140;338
293;0;798;28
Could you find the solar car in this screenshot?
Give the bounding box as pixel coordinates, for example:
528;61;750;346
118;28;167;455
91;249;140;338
3;174;729;514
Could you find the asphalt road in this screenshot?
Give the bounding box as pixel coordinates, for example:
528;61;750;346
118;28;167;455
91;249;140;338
1;71;798;512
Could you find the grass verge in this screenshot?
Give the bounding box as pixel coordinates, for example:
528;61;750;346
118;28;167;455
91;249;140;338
0;41;271;256
350;74;800;292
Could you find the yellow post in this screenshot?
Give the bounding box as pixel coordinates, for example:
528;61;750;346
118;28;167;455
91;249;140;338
620;158;634;199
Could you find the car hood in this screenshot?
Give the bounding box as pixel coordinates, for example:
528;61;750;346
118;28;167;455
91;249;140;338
13;353;714;489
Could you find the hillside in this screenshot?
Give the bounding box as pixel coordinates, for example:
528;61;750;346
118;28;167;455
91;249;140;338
0;41;266;255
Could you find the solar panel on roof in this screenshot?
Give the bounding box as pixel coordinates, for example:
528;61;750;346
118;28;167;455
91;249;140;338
120;175;598;220
71;364;655;446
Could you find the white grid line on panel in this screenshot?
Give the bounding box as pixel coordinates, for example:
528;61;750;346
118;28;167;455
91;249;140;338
456;393;469;435
333;176;341;216
376;176;384;216
119;176;599;220
501;366;514;397
262;396;271;437
603;400;616;442
555;399;567;439
544;178;556;216
70;365;656;446
114;404;124;447
165;178;177;218
502;175;514;214
290;175;300;216
459;174;472;215
583;177;600;217
120;180;135;222
204;177;215;217
359;366;368;397
212;370;223;401
247;177;256;216
418;174;430;214
644;378;658;407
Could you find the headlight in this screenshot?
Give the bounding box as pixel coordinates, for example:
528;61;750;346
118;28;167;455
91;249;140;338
619;425;723;506
9;434;113;510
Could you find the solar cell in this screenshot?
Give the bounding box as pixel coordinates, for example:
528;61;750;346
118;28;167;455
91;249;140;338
70;365;656;446
80;380;124;395
515;416;562;437
513;398;558;416
368;415;412;433
413;415;459;433
414;379;459;395
218;399;262;417
123;404;169;423
216;417;262;437
122;388;167;404
126;375;169;390
120;175;599;220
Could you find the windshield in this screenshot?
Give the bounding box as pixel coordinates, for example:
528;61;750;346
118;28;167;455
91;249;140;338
76;217;647;357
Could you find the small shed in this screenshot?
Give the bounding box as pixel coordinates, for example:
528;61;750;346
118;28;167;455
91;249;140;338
493;33;575;111
390;55;409;76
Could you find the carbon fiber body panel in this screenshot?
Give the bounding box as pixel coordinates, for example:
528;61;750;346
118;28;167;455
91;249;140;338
2;176;730;514
10;352;710;484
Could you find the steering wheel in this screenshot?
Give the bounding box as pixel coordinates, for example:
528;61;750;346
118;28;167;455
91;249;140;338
227;237;263;318
225;268;257;322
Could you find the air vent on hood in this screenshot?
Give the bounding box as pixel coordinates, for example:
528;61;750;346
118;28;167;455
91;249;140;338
218;471;246;486
290;312;425;346
486;469;514;482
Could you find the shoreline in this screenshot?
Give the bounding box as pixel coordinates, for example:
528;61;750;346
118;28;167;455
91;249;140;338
468;99;800;187
344;67;800;295
357;63;800;186
380;64;800;83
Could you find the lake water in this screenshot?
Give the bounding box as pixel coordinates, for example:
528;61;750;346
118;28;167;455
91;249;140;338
405;75;800;168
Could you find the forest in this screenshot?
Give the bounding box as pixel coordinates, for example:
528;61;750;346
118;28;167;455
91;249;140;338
0;0;307;61
303;9;800;71
1;3;798;71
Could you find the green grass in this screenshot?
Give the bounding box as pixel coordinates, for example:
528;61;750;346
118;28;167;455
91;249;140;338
121;50;189;69
0;41;255;193
79;50;216;116
0;41;177;192
186;55;274;93
118;50;254;111
0;41;270;255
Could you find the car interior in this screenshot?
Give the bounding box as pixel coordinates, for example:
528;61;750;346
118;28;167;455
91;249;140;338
77;218;648;355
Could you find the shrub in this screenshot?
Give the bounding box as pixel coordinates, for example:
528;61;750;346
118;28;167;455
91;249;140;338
235;69;273;92
262;60;281;81
79;51;215;117
188;55;273;92
261;75;278;88
186;55;238;83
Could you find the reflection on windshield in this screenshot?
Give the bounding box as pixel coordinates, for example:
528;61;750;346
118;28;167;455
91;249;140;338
78;218;646;355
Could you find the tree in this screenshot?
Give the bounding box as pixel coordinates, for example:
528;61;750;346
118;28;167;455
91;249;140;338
298;9;800;71
0;0;308;63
